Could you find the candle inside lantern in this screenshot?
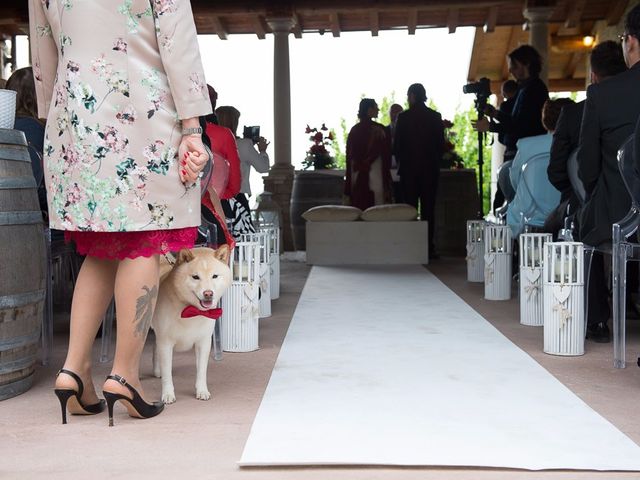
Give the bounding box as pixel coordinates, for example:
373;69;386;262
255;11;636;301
233;261;252;281
553;254;576;283
531;248;542;267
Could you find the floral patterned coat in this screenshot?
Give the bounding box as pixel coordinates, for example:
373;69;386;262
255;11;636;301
28;0;212;232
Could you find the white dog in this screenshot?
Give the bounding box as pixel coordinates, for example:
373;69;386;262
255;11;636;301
152;246;232;404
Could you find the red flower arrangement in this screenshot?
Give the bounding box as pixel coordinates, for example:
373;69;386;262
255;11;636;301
303;123;336;170
441;118;464;169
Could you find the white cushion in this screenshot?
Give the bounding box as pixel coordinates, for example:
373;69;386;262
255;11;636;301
302;205;362;222
361;204;418;222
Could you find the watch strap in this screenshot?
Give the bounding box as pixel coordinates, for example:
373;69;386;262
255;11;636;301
182;127;203;136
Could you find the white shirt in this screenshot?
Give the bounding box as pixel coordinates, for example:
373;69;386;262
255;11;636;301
236;137;270;195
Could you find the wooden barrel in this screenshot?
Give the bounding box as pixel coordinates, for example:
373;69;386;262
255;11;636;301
0;128;45;401
290;171;345;251
434;169;480;256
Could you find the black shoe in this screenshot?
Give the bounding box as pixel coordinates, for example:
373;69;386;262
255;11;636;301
586;322;611;343
103;374;164;427
54;369;106;424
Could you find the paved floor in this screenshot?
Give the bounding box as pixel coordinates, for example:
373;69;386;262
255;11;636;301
2;258;640;480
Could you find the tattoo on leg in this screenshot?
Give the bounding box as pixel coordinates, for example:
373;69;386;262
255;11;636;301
134;285;158;337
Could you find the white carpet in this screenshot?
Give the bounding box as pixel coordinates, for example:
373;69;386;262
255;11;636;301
239;266;640;470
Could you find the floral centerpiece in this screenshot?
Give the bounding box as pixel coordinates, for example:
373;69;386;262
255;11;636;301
440;119;464;169
303;124;336;170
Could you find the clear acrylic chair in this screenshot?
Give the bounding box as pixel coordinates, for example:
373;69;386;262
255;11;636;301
611;135;640;368
43;230;84;365
563;149;601;345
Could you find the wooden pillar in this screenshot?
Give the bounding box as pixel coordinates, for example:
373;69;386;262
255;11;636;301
523;6;554;85
265;17;295;251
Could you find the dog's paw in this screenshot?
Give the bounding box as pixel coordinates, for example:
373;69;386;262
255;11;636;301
162;390;176;404
195;388;211;401
153;367;161;378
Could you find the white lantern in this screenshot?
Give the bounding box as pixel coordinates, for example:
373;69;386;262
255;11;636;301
543;242;585;356
221;240;261;352
484;225;512;300
519;233;552;326
240;232;272;318
259;225;280;300
255;191;281;229
466;220;485;282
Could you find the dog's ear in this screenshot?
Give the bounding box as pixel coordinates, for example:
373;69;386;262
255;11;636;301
213;244;230;265
175;249;195;266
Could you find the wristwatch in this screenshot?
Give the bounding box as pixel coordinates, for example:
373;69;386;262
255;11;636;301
182;127;203;136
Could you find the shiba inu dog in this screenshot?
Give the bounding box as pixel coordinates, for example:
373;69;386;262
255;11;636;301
152;246;232;403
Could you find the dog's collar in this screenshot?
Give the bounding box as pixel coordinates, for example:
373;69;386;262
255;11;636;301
181;306;223;320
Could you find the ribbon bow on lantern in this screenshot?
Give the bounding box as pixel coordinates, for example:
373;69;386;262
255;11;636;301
552;285;573;329
552;303;573;329
523;268;541;300
524;283;540;300
259;264;269;294
466;244;477;262
484;254;494;284
241;282;260;321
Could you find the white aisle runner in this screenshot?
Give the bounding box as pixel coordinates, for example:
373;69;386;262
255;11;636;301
240;266;640;470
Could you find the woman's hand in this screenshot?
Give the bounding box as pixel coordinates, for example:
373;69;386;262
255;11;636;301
178;134;209;185
256;137;270;153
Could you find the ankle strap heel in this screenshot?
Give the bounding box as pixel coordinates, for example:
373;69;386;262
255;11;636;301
103;375;164;426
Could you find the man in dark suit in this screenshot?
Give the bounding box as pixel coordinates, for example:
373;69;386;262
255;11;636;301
545;41;627;237
393;83;445;258
577;6;640;342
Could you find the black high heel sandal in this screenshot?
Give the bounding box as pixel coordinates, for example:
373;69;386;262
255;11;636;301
54;369;106;424
103;374;164;427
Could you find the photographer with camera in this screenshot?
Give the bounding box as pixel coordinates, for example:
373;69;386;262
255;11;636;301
474;45;549;213
215;106;271;236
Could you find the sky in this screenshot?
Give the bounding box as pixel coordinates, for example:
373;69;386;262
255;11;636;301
197;27;476;198
17;27;477;199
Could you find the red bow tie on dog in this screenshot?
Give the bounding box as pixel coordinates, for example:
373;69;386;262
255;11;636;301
181;306;223;320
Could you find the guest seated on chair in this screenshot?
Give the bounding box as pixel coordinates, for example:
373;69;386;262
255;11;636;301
5;67;47;217
506;98;572;237
576;5;640;342
544;41;627;238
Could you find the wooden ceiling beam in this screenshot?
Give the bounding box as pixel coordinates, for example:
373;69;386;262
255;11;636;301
467;28;484;81
483;6;498;33
211;16;228;40
563;52;583;78
370;10;379;37
564;0;586;29
252;15;269;39
502;26;521;79
408;8;418;35
607;0;628;26
447;8;459;34
329;11;341;37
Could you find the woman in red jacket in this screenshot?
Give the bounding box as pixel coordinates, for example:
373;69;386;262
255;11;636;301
200;85;241;246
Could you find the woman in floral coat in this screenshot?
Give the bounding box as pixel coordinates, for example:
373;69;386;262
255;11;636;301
29;0;212;424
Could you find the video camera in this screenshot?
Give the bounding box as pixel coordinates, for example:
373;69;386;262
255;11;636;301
243;125;261;144
463;77;492;118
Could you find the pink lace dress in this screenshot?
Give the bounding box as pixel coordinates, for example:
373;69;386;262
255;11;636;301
65;228;197;260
